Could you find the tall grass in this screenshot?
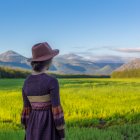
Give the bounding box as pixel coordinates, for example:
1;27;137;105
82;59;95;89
0;78;140;139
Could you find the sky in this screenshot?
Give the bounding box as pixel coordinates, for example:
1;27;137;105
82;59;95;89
0;0;140;61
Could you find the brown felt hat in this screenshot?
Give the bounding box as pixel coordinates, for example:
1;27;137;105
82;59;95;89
27;42;59;62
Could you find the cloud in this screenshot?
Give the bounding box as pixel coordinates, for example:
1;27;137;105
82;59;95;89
72;46;112;51
68;50;136;63
86;46;110;51
84;54;133;63
68;49;94;56
72;46;86;49
68;46;140;63
85;46;140;53
110;48;140;53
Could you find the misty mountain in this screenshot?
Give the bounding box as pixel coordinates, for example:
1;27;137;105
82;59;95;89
0;50;125;75
0;50;28;63
0;50;31;70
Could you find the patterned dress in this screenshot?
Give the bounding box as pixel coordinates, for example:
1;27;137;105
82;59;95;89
20;73;65;140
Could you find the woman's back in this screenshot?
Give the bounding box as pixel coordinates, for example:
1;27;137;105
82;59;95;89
21;73;65;140
24;73;53;96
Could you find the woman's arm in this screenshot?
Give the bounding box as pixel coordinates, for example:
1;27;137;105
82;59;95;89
49;77;65;139
21;86;32;129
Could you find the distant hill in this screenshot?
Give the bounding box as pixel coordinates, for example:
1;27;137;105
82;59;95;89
0;50;125;75
111;58;140;78
113;58;140;71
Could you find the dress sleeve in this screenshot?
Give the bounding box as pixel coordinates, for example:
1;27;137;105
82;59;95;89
21;86;32;129
49;78;65;139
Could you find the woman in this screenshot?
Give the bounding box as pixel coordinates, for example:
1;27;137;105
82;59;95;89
21;42;65;140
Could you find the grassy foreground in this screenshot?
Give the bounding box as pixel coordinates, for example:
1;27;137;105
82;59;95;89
0;78;140;139
0;123;140;140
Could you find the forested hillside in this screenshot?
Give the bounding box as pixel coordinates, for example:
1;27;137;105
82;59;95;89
0;66;31;78
111;69;140;78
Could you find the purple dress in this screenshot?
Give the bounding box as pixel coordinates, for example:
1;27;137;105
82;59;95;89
20;73;65;140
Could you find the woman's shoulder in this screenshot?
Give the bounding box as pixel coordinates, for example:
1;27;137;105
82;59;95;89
23;74;32;85
44;74;59;86
45;74;58;83
42;74;59;90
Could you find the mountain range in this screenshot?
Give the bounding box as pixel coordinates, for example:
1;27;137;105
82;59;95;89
0;50;130;75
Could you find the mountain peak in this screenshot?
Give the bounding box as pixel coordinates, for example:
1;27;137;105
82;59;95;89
115;58;140;72
0;50;27;63
4;50;19;55
60;53;84;60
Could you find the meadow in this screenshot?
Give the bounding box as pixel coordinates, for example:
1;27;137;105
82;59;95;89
0;78;140;140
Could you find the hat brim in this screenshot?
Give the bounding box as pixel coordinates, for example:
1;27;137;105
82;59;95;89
27;49;59;62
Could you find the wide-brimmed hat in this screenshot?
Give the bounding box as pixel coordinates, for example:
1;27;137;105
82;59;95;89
27;42;59;62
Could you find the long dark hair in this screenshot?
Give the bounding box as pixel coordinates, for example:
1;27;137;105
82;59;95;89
31;58;53;72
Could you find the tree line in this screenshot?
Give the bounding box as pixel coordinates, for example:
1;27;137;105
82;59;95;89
0;66;31;78
0;66;110;78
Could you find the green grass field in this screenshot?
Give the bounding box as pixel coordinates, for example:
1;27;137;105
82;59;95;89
0;78;140;140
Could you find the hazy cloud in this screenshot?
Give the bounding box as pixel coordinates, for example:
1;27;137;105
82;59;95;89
112;48;140;53
69;49;94;56
85;46;140;53
83;54;134;63
69;46;140;63
86;46;110;51
72;46;112;51
68;50;137;63
72;46;86;49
